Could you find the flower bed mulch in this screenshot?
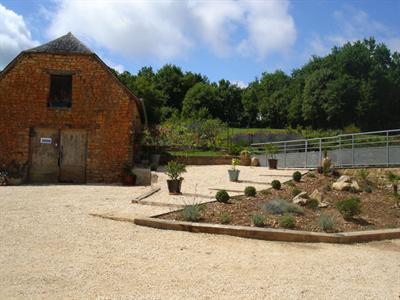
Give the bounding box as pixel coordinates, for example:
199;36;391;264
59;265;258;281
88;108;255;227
159;168;400;233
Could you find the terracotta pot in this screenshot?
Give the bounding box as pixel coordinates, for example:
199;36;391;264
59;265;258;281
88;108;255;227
268;159;278;169
122;174;136;186
167;178;183;195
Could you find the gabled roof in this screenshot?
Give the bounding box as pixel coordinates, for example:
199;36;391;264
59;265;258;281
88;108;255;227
26;32;92;54
0;33;146;124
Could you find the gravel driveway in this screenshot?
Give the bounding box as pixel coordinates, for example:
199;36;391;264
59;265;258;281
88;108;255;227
1;184;399;299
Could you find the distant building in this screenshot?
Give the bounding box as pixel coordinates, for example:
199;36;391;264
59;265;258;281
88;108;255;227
0;33;144;183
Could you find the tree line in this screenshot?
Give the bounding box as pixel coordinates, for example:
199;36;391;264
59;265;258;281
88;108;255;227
115;38;400;131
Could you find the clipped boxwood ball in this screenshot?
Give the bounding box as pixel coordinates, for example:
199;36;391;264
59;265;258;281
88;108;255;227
216;190;230;203
244;186;256;197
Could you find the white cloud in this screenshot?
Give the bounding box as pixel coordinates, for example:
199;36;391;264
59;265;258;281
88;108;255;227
307;7;400;57
237;0;297;59
0;4;38;69
46;0;296;61
231;80;248;88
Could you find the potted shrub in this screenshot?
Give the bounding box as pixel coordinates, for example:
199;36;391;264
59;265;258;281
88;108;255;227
228;158;240;182
265;144;279;169
240;149;251;166
166;160;186;195
321;149;332;175
122;164;137;186
6;160;28;185
0;169;8;186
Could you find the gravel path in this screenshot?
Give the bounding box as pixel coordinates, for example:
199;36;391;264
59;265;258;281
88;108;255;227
1;183;399;299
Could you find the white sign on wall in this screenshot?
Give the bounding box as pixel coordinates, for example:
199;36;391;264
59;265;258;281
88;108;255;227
40;137;52;144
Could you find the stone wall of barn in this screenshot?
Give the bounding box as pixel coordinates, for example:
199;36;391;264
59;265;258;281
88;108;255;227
0;53;141;183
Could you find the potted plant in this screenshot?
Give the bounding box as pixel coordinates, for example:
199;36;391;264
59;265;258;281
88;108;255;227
6;160;28;185
0;169;8;186
122;164;137;186
166;160;187;195
228;158;240;182
321;149;331;175
265;144;279;169
240;149;251;166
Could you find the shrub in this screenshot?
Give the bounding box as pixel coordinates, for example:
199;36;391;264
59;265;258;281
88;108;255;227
317;214;335;231
292;171;302;182
244;186;256;197
220;212;231;224
271;180;281;190
306;198;319;210
357;168;369;182
166;161;186;180
286;181;295;187
336;197;361;219
263;199;304;215
181;204;204;221
251;214;265;227
292;188;301;197
216;190;230;203
279;214;295;229
307;172;317;178
363;185;372;193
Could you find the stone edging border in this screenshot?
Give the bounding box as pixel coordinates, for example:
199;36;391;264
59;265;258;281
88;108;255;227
134;217;400;244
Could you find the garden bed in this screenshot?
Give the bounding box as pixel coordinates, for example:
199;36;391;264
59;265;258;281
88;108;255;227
159;168;400;233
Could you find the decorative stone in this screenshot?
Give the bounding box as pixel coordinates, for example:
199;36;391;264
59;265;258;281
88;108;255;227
251;157;260;167
318;202;329;208
337;175;352;183
351;180;361;192
332;181;352;191
310;189;323;202
293;191;308;205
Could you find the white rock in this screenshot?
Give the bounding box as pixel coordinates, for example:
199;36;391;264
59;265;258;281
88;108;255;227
332;181;351;191
351;180;361;192
318;202;329;208
310;189;323;202
293;191;308;205
337;175;352;183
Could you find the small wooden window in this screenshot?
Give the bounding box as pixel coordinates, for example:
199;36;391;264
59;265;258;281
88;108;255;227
48;75;72;108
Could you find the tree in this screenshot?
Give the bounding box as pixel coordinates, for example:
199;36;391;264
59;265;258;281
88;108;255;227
181;82;220;119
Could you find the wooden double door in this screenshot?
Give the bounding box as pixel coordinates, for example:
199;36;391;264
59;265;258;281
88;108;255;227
29;128;87;183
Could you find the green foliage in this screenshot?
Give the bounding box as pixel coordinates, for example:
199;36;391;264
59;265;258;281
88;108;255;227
116;38;400;131
264;144;279;158
181;204;204;222
279;214;295;229
306;198;319;210
231;158;240;170
251;214;265;227
244;186;257;197
263;199;304;215
292;171;302;182
286;181;295;187
122;164;135;176
166;161;186;180
363;185;373;193
317;214;335;231
220;212;232;224
292;188;301;197
216;190;230;203
357;169;370;183
336;197;361;219
307;172;317;178
271;180;281;190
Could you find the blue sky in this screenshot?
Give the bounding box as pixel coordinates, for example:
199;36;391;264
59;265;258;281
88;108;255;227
1;0;399;86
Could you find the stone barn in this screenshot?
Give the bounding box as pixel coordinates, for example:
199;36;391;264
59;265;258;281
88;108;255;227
0;33;144;183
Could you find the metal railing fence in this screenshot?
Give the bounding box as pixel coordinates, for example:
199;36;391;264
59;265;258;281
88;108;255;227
250;129;400;168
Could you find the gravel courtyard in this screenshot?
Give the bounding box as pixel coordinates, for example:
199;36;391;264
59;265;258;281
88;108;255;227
1;177;399;298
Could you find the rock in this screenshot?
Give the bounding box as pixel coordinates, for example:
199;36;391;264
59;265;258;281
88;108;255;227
337;175;352;183
293;191;308;205
251;157;260;167
351;180;361;192
310;189;323;202
332;181;351;191
318;201;329;208
151;173;158;186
